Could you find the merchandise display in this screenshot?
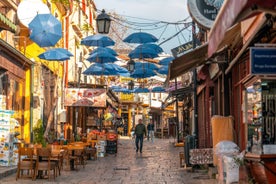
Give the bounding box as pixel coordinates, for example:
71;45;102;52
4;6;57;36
0;109;19;166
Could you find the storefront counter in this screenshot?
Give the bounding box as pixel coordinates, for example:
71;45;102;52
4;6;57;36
245;152;276;183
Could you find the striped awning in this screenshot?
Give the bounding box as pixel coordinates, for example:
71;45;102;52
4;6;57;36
0;12;17;33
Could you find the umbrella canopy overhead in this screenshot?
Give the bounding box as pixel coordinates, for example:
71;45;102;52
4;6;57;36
129;47;159;59
130;68;157;78
89;47;118;56
83;63;129;76
135;43;163;54
157;65;169;75
123;32;158;44
28;13;62;47
86;51;117;63
132;87;150;93
151;86;166;92
134;61;159;71
112;87;132;93
159;56;174;65
38;49;71;61
81;34;115;47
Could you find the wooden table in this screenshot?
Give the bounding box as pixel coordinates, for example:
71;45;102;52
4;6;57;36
62;145;85;170
245;152;276;183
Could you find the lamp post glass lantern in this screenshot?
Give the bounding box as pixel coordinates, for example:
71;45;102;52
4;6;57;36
96;9;111;34
127;59;135;72
128;80;134;90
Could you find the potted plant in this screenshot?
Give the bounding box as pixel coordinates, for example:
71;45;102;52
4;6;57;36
33;119;47;147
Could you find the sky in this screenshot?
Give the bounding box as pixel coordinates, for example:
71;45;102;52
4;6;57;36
94;0;191;55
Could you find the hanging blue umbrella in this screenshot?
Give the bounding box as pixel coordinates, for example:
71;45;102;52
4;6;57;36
38;50;71;61
50;48;73;56
132;87;150;93
123;32;158;44
159;57;174;65
134;61;159;71
86;51;117;63
129;47;159;59
81;34;115;47
152;86;166;92
135;43;163;54
130;68;157;78
113;87;132;93
157;65;169;75
29;13;62;47
83;63;129;76
89;47;118;56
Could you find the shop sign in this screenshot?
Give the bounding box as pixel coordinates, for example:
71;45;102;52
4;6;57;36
171;39;202;58
187;0;223;29
64;88;106;107
250;47;276;75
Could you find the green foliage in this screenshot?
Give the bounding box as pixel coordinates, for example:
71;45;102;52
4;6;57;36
33;119;47;147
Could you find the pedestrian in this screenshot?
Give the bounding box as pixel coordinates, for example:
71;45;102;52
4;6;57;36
134;118;147;153
147;120;154;142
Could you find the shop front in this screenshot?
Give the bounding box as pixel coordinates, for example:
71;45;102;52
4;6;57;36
241;47;276;182
0;39;33;166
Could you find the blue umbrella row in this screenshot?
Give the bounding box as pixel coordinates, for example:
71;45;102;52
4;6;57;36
110;86;166;94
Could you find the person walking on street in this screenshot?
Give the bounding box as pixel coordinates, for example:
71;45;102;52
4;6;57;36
135;119;147;153
147;120;154;143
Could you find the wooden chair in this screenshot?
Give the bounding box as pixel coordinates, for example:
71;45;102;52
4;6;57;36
74;147;86;168
50;145;63;175
16;147;36;180
62;146;79;171
35;147;56;180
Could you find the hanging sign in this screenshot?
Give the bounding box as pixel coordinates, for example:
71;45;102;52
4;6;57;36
250;47;276;75
64;88;106;107
187;0;223;29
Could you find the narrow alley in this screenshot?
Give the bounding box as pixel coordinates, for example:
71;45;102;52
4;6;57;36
1;137;216;184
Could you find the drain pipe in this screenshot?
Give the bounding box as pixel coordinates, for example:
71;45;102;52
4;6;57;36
192;21;198;148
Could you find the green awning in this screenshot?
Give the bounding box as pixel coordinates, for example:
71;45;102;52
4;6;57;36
0;13;17;33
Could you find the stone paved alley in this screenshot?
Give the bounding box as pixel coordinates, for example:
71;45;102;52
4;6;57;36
0;137;217;184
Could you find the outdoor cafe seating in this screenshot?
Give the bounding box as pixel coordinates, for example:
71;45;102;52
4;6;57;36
35;147;57;180
15;141;92;181
16;147;36;180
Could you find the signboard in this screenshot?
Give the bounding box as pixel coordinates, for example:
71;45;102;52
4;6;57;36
171;39;201;58
250;47;276;75
187;0;223;29
64;88;106;107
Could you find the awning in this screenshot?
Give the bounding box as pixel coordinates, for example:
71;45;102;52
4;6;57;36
225;14;268;74
208;0;276;57
168;43;208;80
0;12;17;33
168;23;242;80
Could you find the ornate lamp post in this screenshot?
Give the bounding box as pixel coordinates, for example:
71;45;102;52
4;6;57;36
127;59;135;72
96;9;111;34
128;80;134;90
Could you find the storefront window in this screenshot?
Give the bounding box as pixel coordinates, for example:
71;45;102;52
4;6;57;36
246;80;276;153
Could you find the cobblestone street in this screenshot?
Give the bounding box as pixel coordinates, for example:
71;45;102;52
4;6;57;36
1;137;217;184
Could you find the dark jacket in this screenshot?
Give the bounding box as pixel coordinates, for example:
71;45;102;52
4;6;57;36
147;123;154;131
135;123;146;136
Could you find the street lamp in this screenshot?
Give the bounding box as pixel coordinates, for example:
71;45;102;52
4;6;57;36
96;9;111;34
74;54;83;141
128;80;134;90
127;59;135;72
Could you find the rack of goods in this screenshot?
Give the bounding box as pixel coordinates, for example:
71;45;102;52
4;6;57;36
0;110;19;166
